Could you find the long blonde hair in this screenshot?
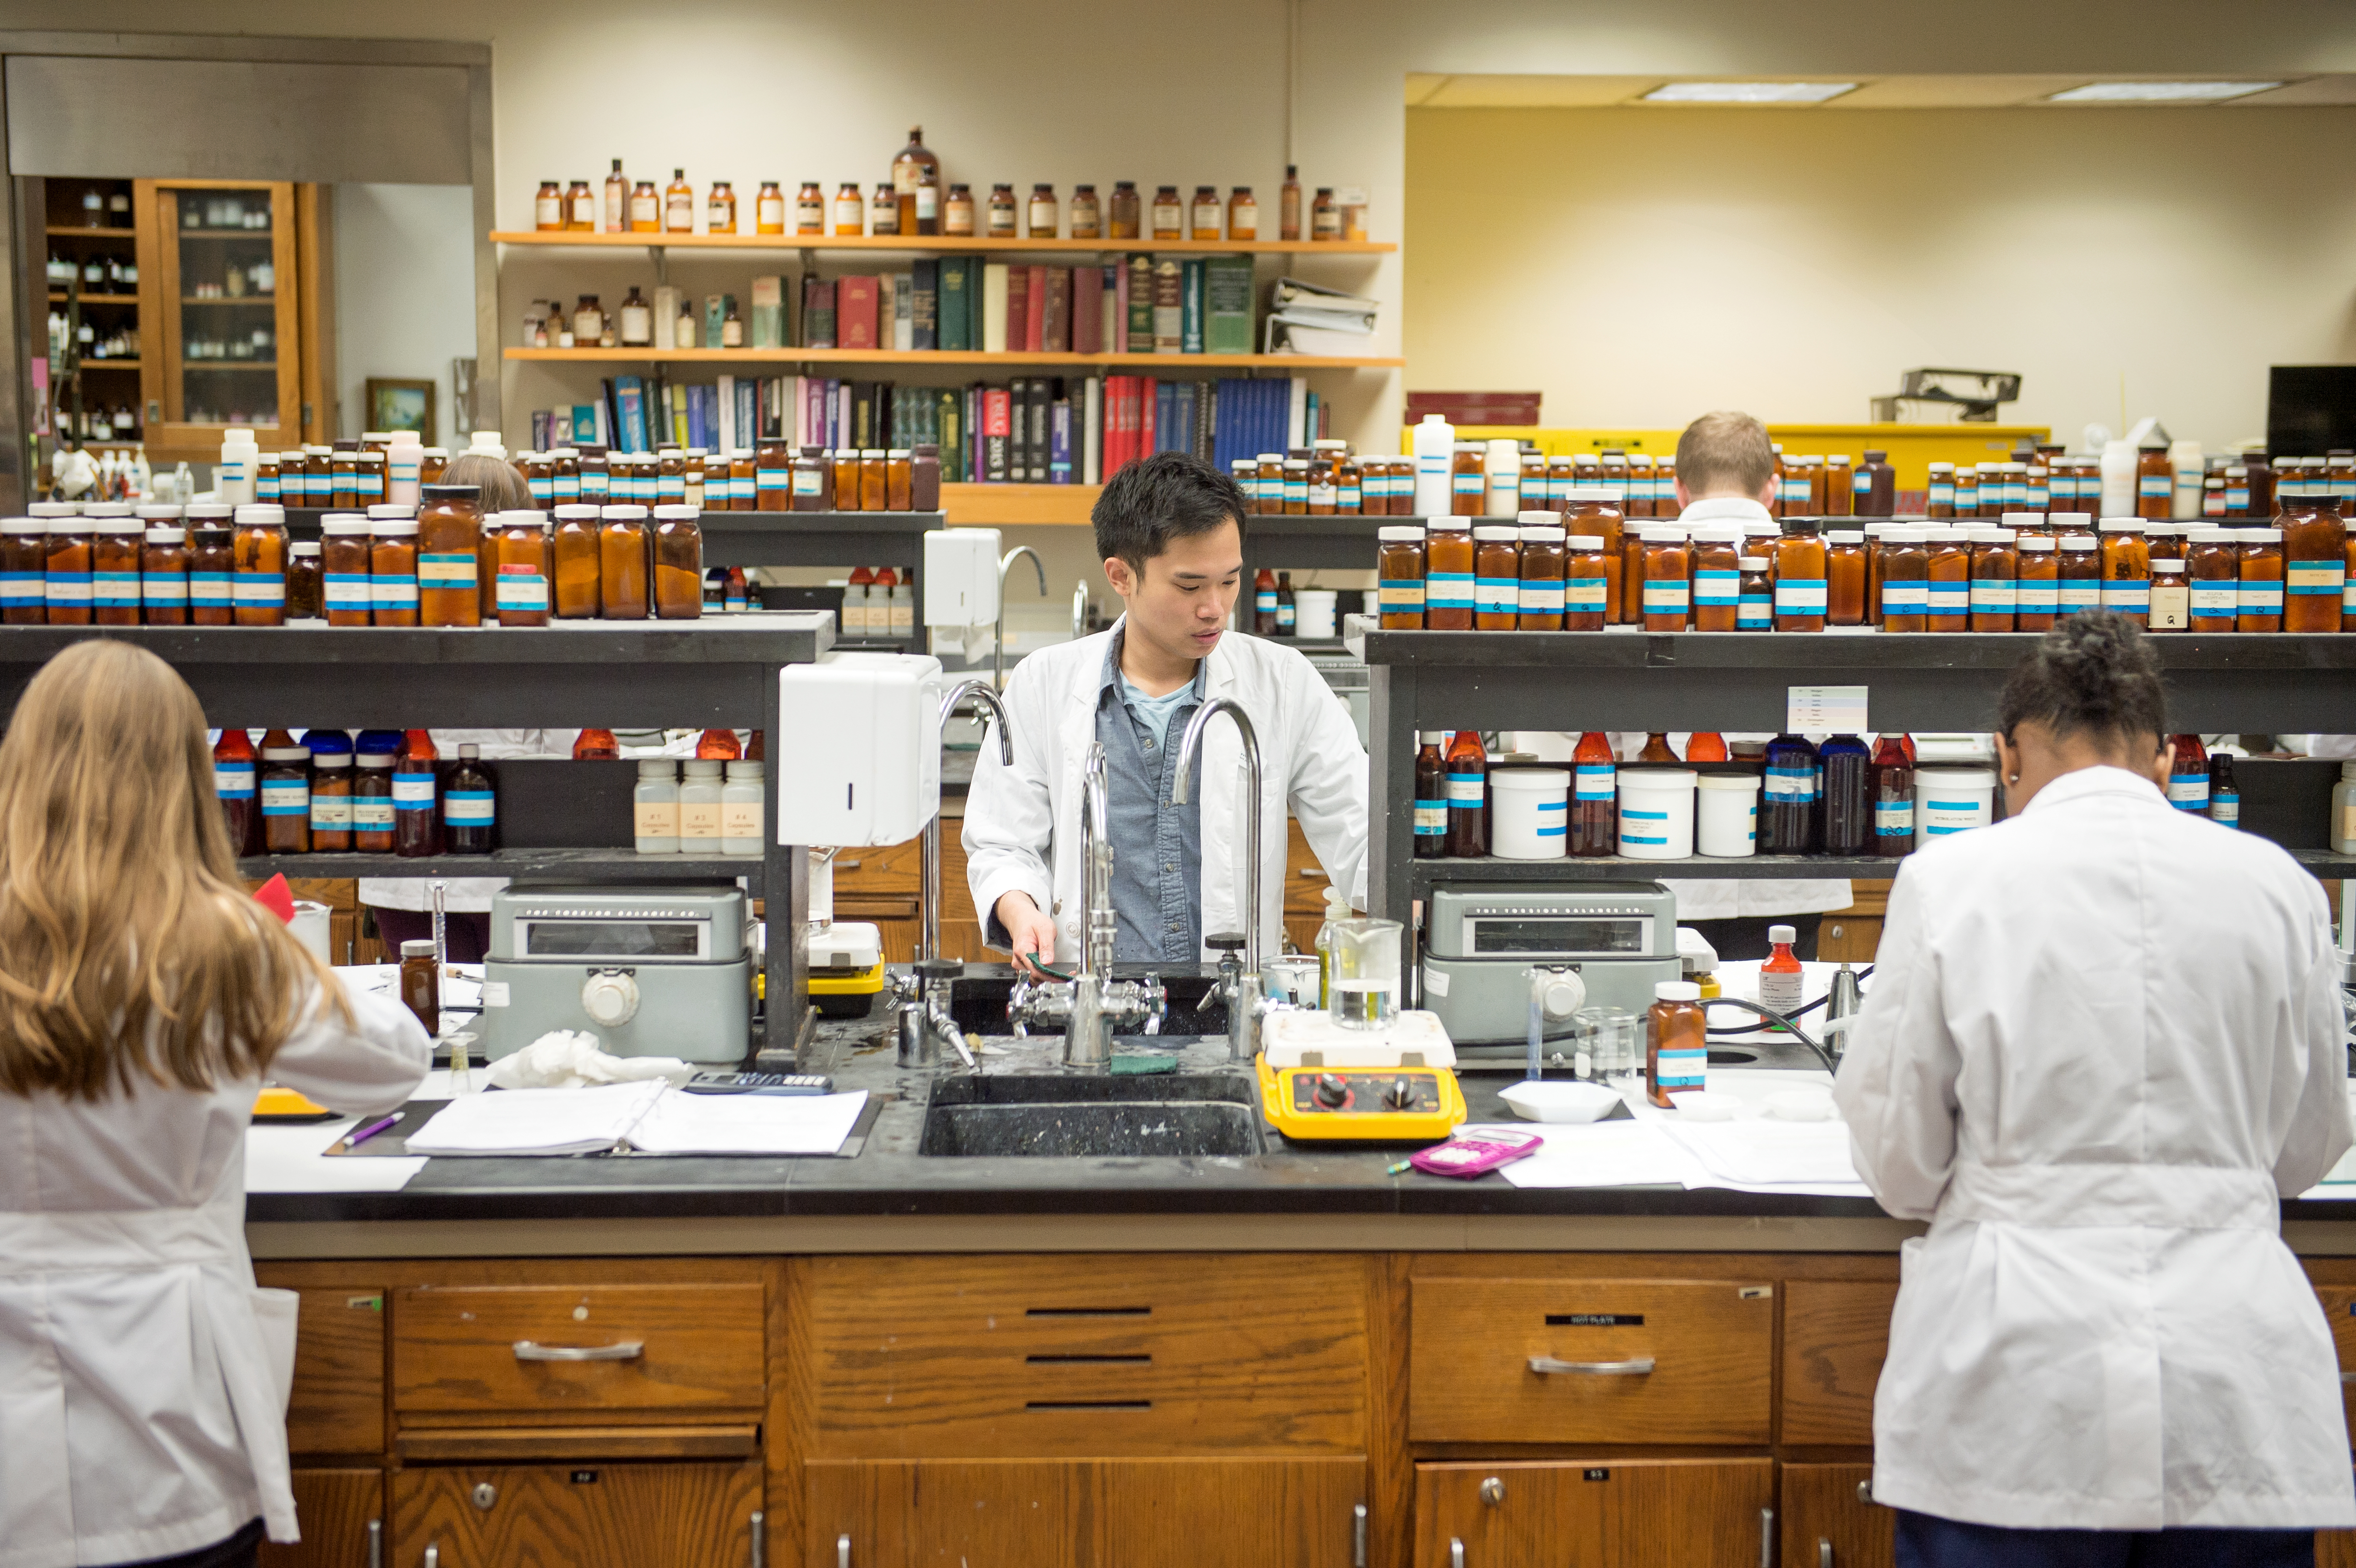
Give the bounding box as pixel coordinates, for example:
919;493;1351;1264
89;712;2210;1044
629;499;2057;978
0;640;345;1099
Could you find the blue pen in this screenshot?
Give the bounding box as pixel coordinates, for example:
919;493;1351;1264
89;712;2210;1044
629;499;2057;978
342;1111;403;1150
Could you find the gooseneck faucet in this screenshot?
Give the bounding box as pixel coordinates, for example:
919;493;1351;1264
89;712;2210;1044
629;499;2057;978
899;679;1014;1071
994;545;1048;693
1007;740;1166;1065
1172;697;1268;1063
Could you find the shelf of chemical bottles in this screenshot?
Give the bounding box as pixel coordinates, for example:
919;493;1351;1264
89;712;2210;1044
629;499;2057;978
1407;848;2356;885
502;347;1401;370
1358;630;2356;672
237;846;763;887
491;230;1394;257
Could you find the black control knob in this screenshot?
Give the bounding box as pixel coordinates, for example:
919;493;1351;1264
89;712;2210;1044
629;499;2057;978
1314;1073;1351;1109
1204;932;1249;954
1385;1076;1415;1111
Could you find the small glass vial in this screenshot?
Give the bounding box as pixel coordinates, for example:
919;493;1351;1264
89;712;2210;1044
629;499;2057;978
398;940;439;1034
1472;526;1521;631
285;540;323;621
870;181;900;236
1926;462;1955;518
1564;534;1610;631
599;505;651;620
1646;980;1706;1109
1191;185;1222;240
1151;185;1183;240
259;734;312;855
1108;180;1141;239
755;180;785;235
1424;519;1475;631
634;759;680;854
2098;517;2152;620
140;523;189;625
230;502;287;627
1771;520;1828;632
986;183;1018;239
706;179;736;235
1923;527;1970;632
652;503;703;620
1227;186;1256;240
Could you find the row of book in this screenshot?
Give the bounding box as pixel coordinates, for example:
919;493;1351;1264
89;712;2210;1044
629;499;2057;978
527;374;1339;486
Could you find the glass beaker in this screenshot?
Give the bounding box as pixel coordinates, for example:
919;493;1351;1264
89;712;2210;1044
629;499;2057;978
1264;954;1321;1011
1328;918;1403;1029
1599;1008;1643;1085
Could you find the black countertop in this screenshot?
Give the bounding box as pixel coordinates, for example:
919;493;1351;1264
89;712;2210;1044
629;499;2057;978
243;972;2356;1230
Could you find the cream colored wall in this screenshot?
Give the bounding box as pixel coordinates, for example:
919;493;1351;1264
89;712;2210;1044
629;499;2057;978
1403;104;2356;448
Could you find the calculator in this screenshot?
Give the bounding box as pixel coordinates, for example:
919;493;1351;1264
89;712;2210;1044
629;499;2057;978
683;1071;836;1096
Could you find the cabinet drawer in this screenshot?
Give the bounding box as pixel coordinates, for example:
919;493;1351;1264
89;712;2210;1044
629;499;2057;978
1781;1463;1894;1568
2317;1285;2356;1445
831;836;924;893
284;1287;386;1455
802;1254;1369;1458
1781;1281;1898;1446
1413;1458;1774;1568
391;1460;760;1568
393;1284;763;1417
1407;1277;1773;1445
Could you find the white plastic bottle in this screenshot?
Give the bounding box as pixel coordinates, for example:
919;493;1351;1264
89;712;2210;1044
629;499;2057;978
1483;438;1521;518
2169;439;2203;520
2333;761;2356;855
679;759;724;850
633;758;679;854
2099;439;2137;519
721;760;764;857
217;428;257;505
1411;412;1455;518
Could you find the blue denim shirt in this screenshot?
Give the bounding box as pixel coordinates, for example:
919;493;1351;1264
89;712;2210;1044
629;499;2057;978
1095;630;1205;962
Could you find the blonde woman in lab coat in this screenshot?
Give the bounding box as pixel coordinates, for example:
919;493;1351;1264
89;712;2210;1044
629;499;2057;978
1835;612;2353;1566
0;642;431;1568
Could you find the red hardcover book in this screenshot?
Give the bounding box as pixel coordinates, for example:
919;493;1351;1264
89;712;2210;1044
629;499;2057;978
1042;268;1072;354
1004;268;1030;358
1025;265;1049;353
981;387;1014;482
1111;375;1134;474
1072;265;1102;355
837;276;880;350
1138;376;1156;458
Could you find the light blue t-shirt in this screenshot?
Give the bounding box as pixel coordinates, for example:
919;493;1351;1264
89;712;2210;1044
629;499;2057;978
1119;675;1197;748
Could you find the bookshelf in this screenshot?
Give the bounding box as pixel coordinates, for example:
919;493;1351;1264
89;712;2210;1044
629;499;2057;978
503;347;1400;370
491;231;1393;257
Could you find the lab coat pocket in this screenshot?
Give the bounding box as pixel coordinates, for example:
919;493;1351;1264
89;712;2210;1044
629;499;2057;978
251;1286;299;1413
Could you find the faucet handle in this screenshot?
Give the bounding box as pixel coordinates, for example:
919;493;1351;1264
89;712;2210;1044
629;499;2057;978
1205;932;1248;956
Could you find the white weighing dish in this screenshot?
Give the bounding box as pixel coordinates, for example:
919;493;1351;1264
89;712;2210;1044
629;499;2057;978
1498;1079;1622;1123
1763;1087;1838;1122
1667;1089;1740;1121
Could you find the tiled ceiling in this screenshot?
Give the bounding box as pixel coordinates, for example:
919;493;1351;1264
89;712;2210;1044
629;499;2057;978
1406;73;2354;109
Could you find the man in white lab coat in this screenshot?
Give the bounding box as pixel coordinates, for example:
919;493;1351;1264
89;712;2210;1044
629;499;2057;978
1834;612;2353;1565
1657;411;1851;957
966;452;1368;970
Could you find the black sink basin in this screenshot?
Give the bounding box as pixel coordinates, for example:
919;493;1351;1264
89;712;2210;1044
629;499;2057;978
918;1072;1264;1158
947;971;1231;1038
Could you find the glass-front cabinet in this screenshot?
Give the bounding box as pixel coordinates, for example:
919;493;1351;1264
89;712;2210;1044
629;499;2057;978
133;178;322;464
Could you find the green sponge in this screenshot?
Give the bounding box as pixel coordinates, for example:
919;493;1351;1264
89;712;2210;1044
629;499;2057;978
1109;1053;1179;1076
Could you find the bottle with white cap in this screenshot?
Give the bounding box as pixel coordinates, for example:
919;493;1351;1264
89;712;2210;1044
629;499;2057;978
217;428;258;505
1759;924;1805;1016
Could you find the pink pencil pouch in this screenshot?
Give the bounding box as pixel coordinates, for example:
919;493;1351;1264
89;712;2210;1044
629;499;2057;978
1408;1129;1544;1178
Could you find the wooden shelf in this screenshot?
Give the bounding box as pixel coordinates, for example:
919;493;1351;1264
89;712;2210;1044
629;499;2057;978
48;292;138;304
68;359;143;370
940;483;1100;526
177;228;275;239
46;226;135;238
182;294;275;305
492;230;1393;256
504;347;1399;370
182;360;278;370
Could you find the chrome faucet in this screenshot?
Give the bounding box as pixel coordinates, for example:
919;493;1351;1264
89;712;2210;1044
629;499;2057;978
993;545;1048;693
897;679;1014;1071
1007;740;1166;1065
1172;697;1269;1063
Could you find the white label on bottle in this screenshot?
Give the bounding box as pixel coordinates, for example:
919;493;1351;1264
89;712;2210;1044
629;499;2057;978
2149;585;2189;630
571;193;596;226
352;798;395;830
1446;772;1483;806
680;801;723;839
1774;579;1828;613
2166;776;2209;810
536;194;561;226
2058;582;2100;611
214;764;256;798
833;198;861;230
391;776;435;806
1641;581;1689;614
1969;580;2017;612
721;800;763;838
443;790;495;825
1758;970;1804;1014
1517;583;1566;615
1565;579;1608;611
260;781;308;816
2238;581;2283;615
309;795;353;829
633;800;680;837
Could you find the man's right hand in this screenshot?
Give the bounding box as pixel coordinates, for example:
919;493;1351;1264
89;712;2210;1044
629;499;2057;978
993;892;1058;979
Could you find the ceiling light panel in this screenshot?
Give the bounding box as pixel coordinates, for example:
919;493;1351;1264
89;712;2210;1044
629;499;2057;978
2047;80;2282;103
1642;81;1859;104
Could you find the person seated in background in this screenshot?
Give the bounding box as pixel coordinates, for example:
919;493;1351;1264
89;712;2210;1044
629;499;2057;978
1651;411;1851;960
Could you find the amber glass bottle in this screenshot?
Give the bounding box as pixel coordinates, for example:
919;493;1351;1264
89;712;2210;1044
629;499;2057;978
1923;528;1971;633
1570;730;1616;857
415;484;481;627
1825;530;1867;626
1443;731;1488;858
599;505;651;620
1772;521;1829;632
1425;520;1475;631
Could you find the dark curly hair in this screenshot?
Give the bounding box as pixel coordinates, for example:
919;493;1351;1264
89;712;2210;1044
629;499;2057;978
1997;610;2168;747
1092;451;1248;575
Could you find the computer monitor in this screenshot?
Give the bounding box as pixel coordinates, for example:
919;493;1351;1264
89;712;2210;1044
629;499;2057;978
2266;365;2356;456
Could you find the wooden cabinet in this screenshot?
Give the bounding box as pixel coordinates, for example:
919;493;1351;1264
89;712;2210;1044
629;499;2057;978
1407;1277;1775;1446
284;1286;387;1457
1779;1282;1898;1447
1779;1464;1891;1568
259;1469;383;1568
1817;883;1889;965
391;1460;762;1568
796;1254;1368;1460
1412;1459;1773;1567
807;1458;1364;1568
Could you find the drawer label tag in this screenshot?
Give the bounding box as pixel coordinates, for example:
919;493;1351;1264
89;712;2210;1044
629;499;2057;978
1738;1285;1774;1300
570;1470;599;1485
1584;1469;1611;1482
1545;1313;1642;1326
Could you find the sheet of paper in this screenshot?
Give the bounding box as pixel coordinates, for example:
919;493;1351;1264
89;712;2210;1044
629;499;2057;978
1787;684;1868;733
1659;1118;1862;1186
1496;1120;1703;1189
627;1090;870;1156
246;1120;427;1192
403;1080;666;1155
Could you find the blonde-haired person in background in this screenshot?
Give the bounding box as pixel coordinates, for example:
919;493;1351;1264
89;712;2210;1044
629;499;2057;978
354;450;573;961
0;641;431;1568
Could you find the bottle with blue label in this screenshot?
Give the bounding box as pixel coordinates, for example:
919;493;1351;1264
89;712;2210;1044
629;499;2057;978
0;517;46;625
393;729;441;858
2166;735;2210;815
305;730;354;851
258;730;312;855
2206;753;2239;829
212;728;260;856
1646;980;1706;1109
443;743;497;856
1571;730;1618;856
1760;734;1821;855
1412;734;1448;860
1443;730;1488;858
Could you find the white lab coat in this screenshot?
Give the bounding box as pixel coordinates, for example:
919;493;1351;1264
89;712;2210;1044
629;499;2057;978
964;619;1368;965
1833;765;2354;1531
0;974;430;1568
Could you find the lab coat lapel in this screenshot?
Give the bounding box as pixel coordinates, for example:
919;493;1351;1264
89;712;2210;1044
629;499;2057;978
1050;632;1108;958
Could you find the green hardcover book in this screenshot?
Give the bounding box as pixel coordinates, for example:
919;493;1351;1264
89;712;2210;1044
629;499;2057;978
1127;256;1155;351
1204;257;1255;355
937;388;964;481
938;257;971;352
1180;259;1205;354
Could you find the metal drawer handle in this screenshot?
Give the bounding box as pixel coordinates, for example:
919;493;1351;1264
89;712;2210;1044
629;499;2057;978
422;1548;437;1568
750;1510;764;1568
1820;1540;1834;1568
1353;1502;1367;1567
2341;1371;2356;1384
1857;1479;1876;1506
1528;1355;1655;1376
1450;1539;1465;1568
1760;1507;1774;1568
838;1532;851;1568
367;1520;382;1568
513;1339;644;1361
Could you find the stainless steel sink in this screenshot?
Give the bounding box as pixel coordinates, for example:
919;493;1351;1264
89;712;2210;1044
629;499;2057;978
917;1072;1264;1158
